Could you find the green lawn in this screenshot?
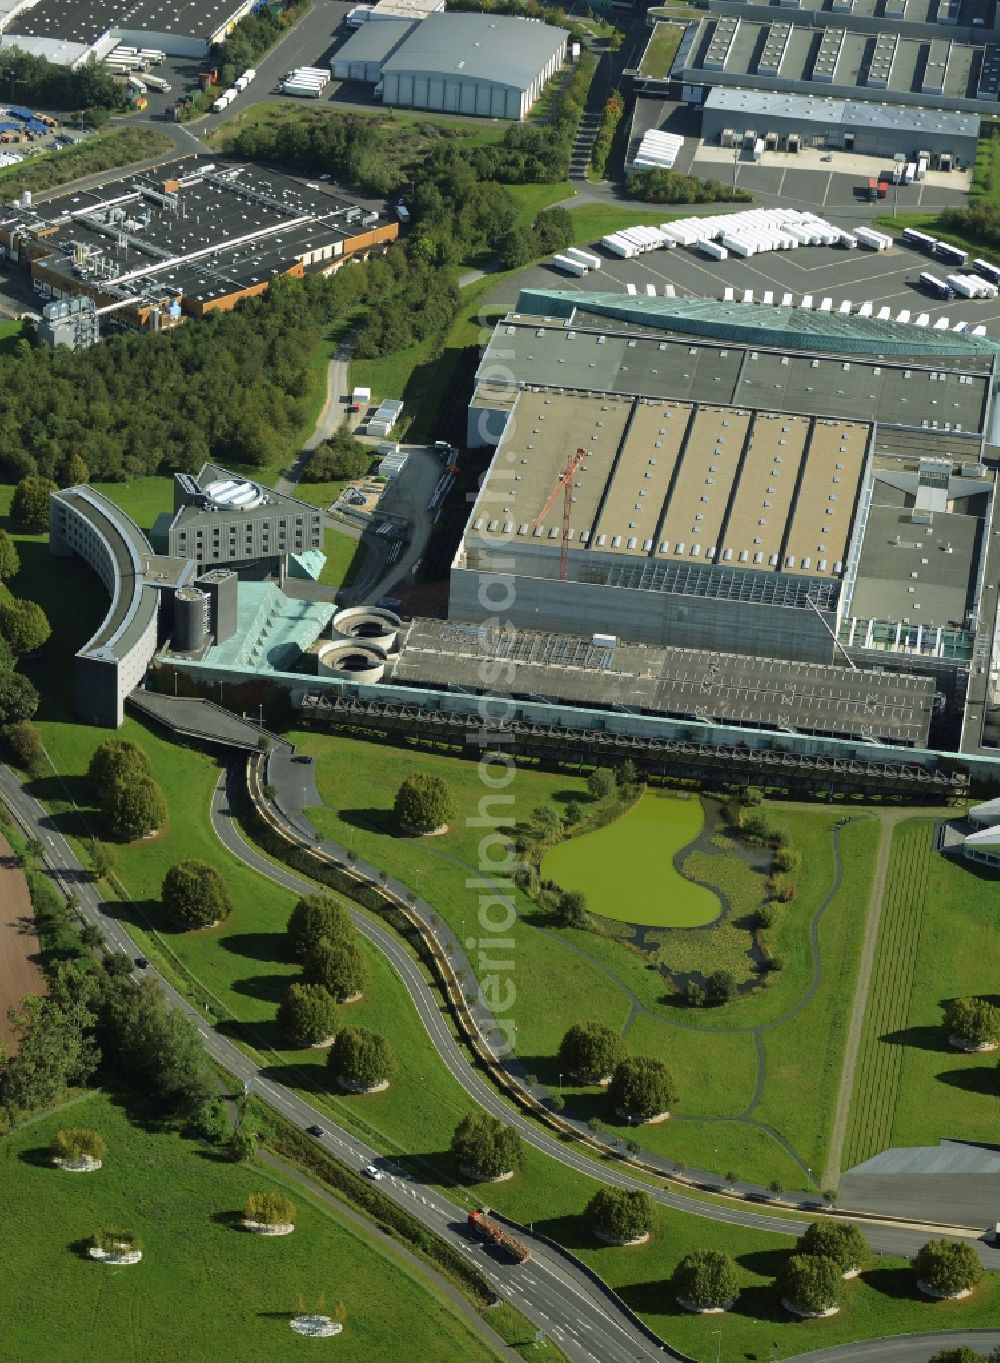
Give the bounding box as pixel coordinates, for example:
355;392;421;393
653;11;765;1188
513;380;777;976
507;181;576;227
567;204;688;244
847;819;1000;1167
317;527;364;590
3;1091;503;1363
542;792;720;926
0;318;23;355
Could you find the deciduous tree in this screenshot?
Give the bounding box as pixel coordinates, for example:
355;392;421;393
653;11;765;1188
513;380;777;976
586;768;615;801
0;597;50;654
276;982;339;1047
557;1019;626;1083
244;1191;295;1226
943;996;1000;1047
328;1025;395;1090
286;892;353;960
586;1187;654;1243
303;937;369;1002
0;529;19;580
798;1220;868;1274
108;775;166;839
607;1056;677;1121
393;772;456;832
673;1250;740;1309
779;1254;843;1313
450;1110;523;1179
51;1127;106;1162
11;475;56;532
161;859;233;929
913;1239;983;1296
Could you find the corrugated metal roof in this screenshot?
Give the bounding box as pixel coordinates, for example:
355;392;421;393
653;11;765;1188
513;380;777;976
382;13;568;90
704;86;981;137
847;1142;1000;1176
332;19;416;62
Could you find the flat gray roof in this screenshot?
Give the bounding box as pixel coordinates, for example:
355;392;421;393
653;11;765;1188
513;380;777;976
703;85;981;136
333;18;415;61
381;12;567;89
391;619;935;744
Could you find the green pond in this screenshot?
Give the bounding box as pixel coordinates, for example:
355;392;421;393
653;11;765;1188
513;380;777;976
542;792;722;928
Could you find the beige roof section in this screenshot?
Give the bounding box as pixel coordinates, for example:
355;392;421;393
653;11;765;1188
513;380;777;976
591;399;689;555
783;418;869;575
718;412;809;570
656;406;751;563
469;389;631;545
468;390;870;580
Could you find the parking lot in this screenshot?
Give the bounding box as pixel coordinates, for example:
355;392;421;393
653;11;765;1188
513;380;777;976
498;234;1000;334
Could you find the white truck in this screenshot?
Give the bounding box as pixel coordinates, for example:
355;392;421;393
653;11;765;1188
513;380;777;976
552;253;587;276
565;247;601;269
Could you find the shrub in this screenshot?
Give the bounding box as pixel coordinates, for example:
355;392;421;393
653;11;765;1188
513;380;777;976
276;982;339;1047
450;1111;523;1179
797;1220;868;1273
673;1249;740;1309
553;888;587;928
329;1025;396;1089
91;1227;140;1253
11;475;57;532
586;1187;654;1242
0;528;19;580
393;772;456;832
913;1239;983;1296
774;846;801;874
161;859;233;929
557;1020;626;1082
244;1191;295;1226
779;1254;843;1313
608;1056;678;1121
0;598;50;654
705;970;737;1006
51;1127;107;1162
4;719;45;775
587;768;615;801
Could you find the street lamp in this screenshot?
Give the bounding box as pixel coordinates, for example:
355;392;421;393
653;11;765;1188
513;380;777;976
712;1327;722;1363
558;1072;563;1093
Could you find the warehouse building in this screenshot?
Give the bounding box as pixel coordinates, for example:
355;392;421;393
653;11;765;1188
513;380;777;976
0;157;397;334
0;0;256;60
700;87;980;160
153;466;324;573
698;0;991;44
332;19;416;84
378;13;569;118
655;14;995;118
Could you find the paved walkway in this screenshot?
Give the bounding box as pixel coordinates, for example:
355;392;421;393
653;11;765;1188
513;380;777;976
275;332;355;498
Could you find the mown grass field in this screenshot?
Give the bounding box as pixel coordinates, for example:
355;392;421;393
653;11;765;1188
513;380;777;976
846;818;1000;1166
3;1091;504;1363
542;791;720;926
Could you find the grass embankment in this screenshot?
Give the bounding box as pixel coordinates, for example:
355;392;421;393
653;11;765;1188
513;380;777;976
542;791;720;927
847;818;1000;1166
4;1091;503;1363
0;128;175;201
638;22;684;79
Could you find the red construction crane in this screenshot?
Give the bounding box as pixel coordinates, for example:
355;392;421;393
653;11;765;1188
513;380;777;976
534;446;586;582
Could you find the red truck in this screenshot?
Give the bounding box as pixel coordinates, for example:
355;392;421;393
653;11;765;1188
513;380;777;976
467;1211;531;1264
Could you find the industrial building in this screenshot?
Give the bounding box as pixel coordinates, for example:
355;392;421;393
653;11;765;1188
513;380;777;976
656;15;996;116
152;466;324;573
0;0;256;62
699;87;980;161
332;19;417;84
453;289;1000;763
375;13;569;118
0;157;398;335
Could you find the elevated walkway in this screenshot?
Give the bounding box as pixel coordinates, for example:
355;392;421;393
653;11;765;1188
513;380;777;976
127;691;284;752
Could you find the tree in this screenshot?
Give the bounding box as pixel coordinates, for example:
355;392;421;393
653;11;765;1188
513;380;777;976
673;1250;739;1309
161;859;233;929
306;426;370;482
303;937;370;1001
779;1254;843;1313
393;772;456;832
530;804;561;838
586;1187;654;1242
450;1110;523;1179
0;670;38;725
0;597;50;654
608;1056;677;1121
553;888;587;928
587;768;615;801
11;475;56;533
4;719;44;774
277;982;339;1047
927;1350;987;1363
705;970;737;1006
616;759;639;787
0;529;19;580
532;206;573;254
328;1025;396;1090
913;1239;983;1296
51;1127;107;1163
88;839;117;880
564;800;583;825
798;1221;868;1274
244;1191;295;1227
108;775;166;839
101;976;214;1120
1;993;98;1112
60;452;90;486
230;1124;258;1163
557;1019;626;1083
286;892;353;960
88;737;152;790
943;996;1000;1048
